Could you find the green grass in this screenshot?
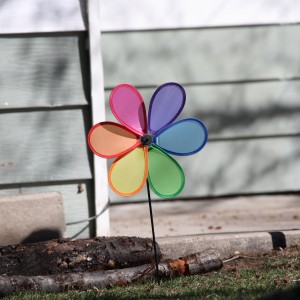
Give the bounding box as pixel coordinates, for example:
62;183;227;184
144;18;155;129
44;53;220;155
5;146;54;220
3;253;300;300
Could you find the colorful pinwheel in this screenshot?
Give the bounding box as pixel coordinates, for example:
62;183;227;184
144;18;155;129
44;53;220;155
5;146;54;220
88;82;207;198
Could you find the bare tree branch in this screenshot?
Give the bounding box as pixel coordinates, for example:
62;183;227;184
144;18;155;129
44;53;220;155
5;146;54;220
0;250;222;296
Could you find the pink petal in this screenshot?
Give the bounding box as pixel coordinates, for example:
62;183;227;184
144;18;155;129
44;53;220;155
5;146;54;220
110;84;147;135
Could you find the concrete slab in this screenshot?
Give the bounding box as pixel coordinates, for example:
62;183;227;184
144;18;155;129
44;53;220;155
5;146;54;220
0;192;66;246
110;195;300;237
110;194;300;258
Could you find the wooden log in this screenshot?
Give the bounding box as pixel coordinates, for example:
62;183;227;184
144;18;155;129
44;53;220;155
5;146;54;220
0;237;161;276
0;250;222;296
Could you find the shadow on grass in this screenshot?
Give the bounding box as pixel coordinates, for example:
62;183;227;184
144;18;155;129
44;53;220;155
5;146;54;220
260;285;300;300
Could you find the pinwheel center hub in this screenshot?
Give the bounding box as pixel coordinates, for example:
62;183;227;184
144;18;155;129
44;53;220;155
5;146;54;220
140;134;153;146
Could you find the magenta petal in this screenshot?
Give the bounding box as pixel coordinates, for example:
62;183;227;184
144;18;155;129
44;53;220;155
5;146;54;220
110;84;147;135
148;82;186;134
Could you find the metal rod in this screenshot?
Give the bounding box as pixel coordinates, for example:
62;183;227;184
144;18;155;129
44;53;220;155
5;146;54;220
146;179;160;284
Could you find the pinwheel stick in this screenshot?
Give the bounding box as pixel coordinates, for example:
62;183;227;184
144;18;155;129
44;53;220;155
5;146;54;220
146;179;160;284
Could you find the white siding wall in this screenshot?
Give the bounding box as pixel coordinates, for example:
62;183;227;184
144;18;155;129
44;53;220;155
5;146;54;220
0;1;299;237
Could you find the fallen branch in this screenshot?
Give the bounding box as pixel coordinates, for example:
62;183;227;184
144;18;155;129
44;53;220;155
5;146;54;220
0;250;222;296
0;237;161;276
223;255;258;263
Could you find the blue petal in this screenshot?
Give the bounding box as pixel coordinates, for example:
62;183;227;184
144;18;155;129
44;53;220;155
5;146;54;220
154;118;208;156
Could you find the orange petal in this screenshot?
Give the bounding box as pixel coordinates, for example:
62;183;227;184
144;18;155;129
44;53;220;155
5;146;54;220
88;122;140;158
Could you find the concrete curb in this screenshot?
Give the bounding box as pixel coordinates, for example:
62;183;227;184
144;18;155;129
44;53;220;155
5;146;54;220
157;230;300;259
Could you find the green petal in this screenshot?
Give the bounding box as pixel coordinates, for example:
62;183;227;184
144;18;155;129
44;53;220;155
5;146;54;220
148;145;185;198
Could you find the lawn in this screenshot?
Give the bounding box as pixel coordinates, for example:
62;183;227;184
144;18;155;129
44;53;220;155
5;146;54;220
3;245;300;300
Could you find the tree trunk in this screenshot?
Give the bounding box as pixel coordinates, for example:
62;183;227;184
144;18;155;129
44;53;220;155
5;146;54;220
0;250;222;296
0;237;161;276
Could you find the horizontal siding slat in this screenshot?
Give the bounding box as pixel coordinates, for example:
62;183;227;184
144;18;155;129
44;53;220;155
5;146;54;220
0;109;92;184
105;80;300;139
109;137;300;201
0;0;87;34
0;187;21;195
2;0;300;33
102;25;300;86
100;0;300;31
182;138;300;197
0;35;89;110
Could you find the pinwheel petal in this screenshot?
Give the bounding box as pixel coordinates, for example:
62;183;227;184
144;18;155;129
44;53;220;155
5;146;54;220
154;118;208;156
109;147;148;196
88;122;140;158
148;145;185;198
110;84;147;135
148;82;186;134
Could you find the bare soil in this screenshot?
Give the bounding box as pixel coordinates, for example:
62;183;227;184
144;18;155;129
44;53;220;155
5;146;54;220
221;244;300;279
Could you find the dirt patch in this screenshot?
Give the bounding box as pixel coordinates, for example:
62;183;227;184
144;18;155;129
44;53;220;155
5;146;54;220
222;244;300;274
